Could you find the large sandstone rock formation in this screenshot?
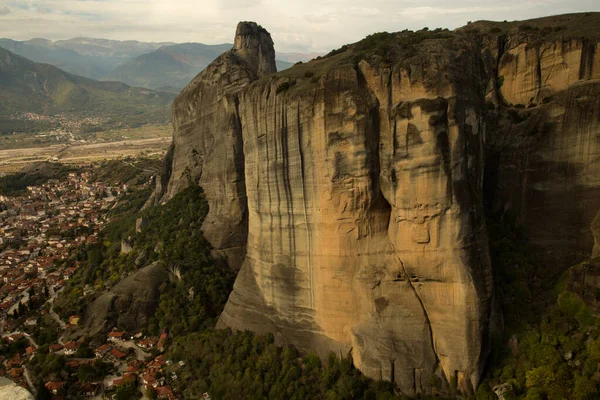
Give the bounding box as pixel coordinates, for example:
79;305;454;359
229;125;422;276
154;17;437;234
219;37;495;395
153;14;600;396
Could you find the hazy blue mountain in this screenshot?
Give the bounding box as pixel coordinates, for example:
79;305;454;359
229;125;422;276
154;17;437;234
0;46;174;132
53;37;175;58
276;59;294;71
0;36;319;91
106;43;298;90
0;37;174;79
105;42;232;89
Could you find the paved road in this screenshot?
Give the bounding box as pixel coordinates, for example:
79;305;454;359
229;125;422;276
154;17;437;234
2;330;38;349
46;287;68;345
22;365;35;395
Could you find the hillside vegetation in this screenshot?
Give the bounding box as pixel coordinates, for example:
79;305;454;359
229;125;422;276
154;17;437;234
0;47;174;133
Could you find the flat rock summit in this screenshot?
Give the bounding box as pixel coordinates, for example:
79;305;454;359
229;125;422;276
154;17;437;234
149;15;600;396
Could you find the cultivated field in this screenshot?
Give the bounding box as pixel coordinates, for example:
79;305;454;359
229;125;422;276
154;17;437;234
0;125;172;174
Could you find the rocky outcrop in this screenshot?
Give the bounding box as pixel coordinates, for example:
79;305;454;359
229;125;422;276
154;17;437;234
497;37;599;106
155;13;600;396
232;22;276;78
120;239;133;254
0;378;34;400
149;21;276;270
78;262;170;337
485;24;600;266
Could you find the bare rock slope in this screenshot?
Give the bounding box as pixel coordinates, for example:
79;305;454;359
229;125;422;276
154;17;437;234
78;262;170;337
152;14;600;395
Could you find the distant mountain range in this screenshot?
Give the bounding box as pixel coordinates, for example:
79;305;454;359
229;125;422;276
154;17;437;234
0;37;173;80
0;37;315;91
0;47;174;133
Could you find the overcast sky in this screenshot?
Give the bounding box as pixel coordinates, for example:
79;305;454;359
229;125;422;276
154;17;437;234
0;0;597;53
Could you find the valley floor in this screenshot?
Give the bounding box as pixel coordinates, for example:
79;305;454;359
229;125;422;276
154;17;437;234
0;125;172;174
0;137;170;174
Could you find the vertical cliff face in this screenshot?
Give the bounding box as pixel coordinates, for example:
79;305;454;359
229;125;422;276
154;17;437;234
497;37;599;106
151;21;276;269
483;21;600;267
214;34;494;394
486;81;600;266
156;13;600;397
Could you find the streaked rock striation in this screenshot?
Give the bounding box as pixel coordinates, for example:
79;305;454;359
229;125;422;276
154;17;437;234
217;37;494;395
152;14;600;396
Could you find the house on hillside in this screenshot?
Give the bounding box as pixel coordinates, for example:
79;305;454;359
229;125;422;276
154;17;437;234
95;344;111;358
137;337;157;349
155;385;177;400
9;368;23;379
82;382;100;397
45;380;65;395
63;340;80;355
49;343;63;353
157;333;167;352
110;348;127;360
108;331;126;342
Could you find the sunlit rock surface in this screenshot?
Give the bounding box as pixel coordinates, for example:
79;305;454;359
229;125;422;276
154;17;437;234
152;14;600;395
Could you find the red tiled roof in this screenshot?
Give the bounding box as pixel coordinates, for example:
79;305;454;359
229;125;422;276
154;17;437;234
49;343;63;351
64;341;80;350
155;386;176;400
96;344;111;352
45;380;65;391
9;368;23;378
158;333;167;350
127;364;140;373
110;348;127;359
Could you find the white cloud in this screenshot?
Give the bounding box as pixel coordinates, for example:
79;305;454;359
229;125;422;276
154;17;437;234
0;0;596;52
